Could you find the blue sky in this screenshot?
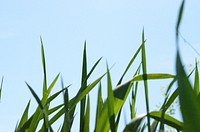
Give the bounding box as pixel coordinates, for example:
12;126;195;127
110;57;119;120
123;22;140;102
0;0;199;131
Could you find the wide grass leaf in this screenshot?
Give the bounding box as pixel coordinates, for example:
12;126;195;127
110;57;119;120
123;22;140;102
176;52;200;131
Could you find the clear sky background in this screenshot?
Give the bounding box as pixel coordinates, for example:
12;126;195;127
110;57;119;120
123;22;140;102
0;0;199;131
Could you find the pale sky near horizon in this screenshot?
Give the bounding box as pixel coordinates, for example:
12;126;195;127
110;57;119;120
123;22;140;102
0;0;199;131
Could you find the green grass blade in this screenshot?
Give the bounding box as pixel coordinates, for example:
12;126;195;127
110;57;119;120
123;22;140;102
80;42;87;132
61;77;70;132
40;38;47;97
0;76;3;102
176;0;185;44
94;83;103;131
141;29;150;131
194;61;199;96
176;52;200;131
106;63;116;132
117;45;142;85
69;74;105;109
84;95;90;132
16;100;31;130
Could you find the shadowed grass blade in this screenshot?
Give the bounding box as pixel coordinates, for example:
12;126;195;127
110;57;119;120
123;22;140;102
176;52;200;131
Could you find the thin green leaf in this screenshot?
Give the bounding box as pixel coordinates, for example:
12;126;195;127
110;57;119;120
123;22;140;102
117;44;142;85
40;38;47;97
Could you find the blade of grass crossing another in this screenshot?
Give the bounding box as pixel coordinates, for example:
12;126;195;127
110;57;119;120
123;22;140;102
141;29;151;131
26;82;52;131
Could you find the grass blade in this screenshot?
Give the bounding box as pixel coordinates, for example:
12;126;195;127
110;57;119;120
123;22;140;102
194;61;199;96
40;38;47;97
80;42;87;132
84;95;90;132
176;52;200;131
106;63;116;132
94;83;103;131
16;100;31;130
141;29;150;131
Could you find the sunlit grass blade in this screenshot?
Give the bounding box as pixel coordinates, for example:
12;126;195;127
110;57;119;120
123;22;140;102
141;29;151;131
16;100;31;130
40;38;47;97
84;95;90;132
0;76;3;102
176;52;200;131
106;63;116;132
194;61;199;96
94;83;103;131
